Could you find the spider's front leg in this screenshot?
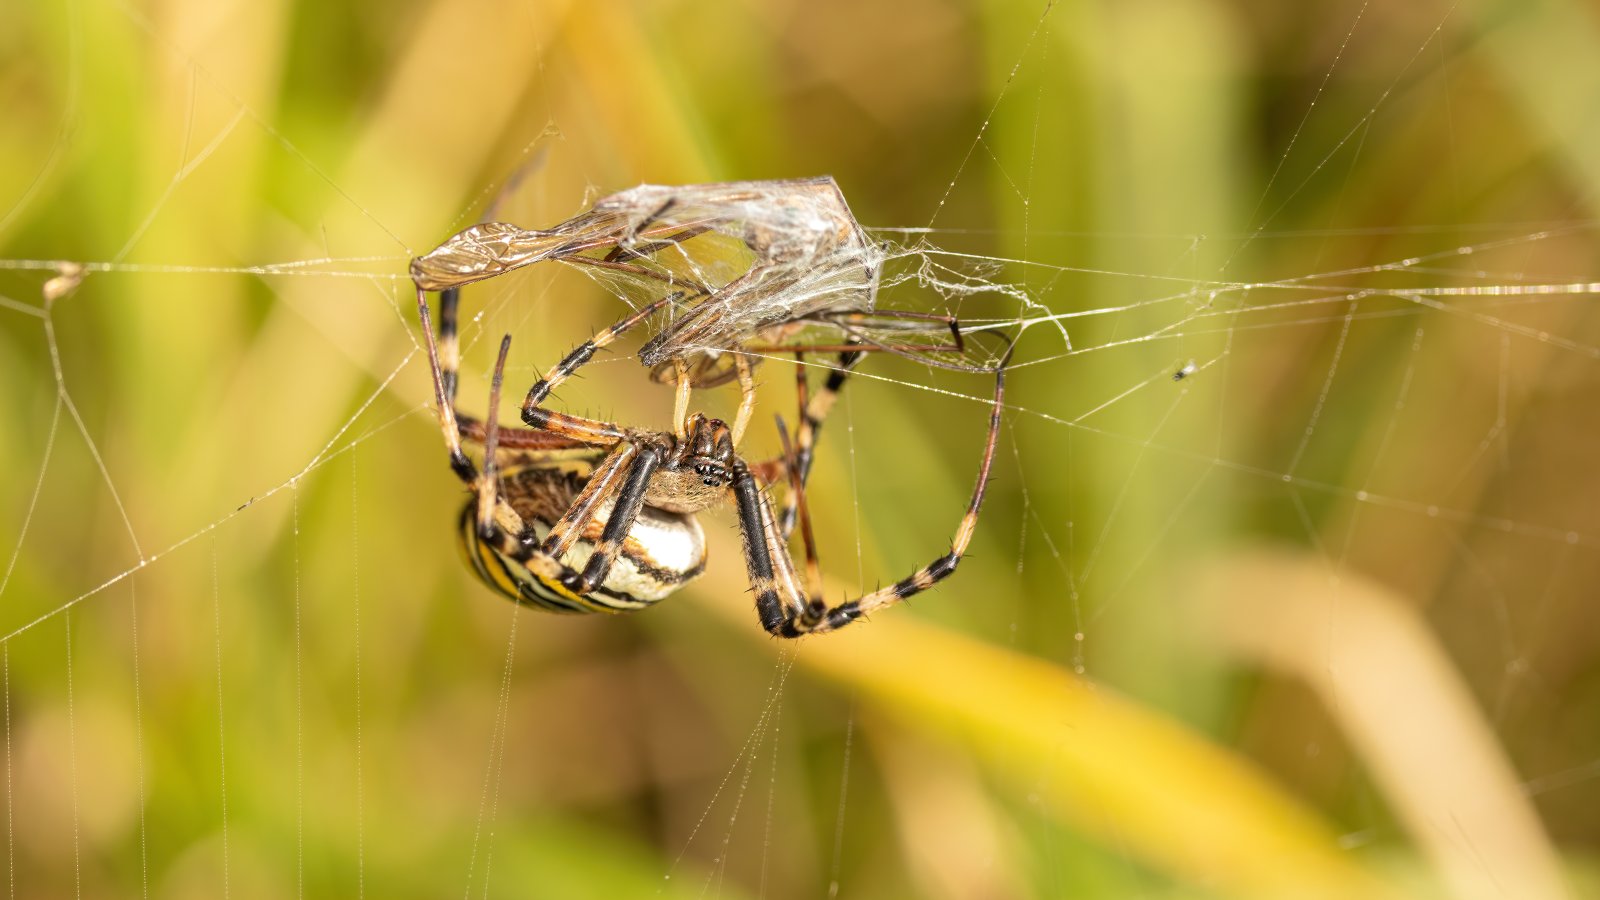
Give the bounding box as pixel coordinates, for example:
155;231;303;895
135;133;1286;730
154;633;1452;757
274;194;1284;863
732;461;817;636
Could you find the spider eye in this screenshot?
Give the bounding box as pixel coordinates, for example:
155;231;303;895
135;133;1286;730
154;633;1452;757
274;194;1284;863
692;461;730;487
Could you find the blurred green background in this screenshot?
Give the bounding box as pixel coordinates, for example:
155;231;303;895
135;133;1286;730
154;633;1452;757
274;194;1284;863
3;0;1600;896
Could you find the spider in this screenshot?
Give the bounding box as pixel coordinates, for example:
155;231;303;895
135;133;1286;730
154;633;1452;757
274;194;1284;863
413;278;1006;636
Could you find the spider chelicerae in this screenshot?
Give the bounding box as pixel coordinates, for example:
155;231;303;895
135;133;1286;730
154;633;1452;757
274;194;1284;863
413;179;1007;636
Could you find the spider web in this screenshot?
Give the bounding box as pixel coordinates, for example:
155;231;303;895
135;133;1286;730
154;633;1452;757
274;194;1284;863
1;0;1598;897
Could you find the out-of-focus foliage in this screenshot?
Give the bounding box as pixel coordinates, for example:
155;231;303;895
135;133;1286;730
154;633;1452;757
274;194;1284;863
2;0;1599;897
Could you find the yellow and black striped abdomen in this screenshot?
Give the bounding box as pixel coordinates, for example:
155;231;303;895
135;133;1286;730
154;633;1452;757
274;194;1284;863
456;466;707;613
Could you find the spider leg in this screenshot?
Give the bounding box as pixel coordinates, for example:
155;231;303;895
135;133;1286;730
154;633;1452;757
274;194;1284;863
479;437;665;602
541;441;637;557
456;419;594;452
560;444;663;595
475;335;515;533
729;354;757;446
743;456;788;485
473;335;582;545
463;500;660;614
439;286;463;404
732;462;815;635
424;325;582;600
417;286;476;484
742;357;1007;637
774;416;826;608
777;345;864;538
419;286;591;468
672;359;692;438
519;291;683;443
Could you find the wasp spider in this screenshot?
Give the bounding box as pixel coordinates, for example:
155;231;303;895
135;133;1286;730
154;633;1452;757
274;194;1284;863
415;247;1005;638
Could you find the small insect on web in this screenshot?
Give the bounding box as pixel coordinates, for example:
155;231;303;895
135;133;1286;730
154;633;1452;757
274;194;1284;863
411;176;1010;634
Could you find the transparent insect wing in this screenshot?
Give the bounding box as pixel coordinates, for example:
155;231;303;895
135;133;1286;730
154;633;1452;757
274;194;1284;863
409;209;629;291
411;176;897;365
629;177;886;365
